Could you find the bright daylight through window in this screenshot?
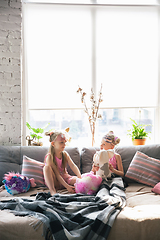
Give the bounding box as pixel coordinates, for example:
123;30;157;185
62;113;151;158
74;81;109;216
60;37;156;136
23;1;158;148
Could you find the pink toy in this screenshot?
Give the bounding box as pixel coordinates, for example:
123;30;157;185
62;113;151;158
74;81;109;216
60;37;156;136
75;172;102;195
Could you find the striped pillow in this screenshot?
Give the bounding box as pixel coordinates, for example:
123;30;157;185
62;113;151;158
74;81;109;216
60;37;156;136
125;151;160;187
22;155;45;187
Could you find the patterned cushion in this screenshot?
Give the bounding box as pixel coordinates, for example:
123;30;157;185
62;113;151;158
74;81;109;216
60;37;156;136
125;151;160;187
22;155;45;187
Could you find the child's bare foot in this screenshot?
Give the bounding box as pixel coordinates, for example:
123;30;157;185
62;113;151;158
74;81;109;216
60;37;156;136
50;190;57;196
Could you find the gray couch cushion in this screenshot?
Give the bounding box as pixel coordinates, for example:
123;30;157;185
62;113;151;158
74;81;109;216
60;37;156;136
20;146;49;164
81;147;100;174
0;146;21;186
64;147;81;175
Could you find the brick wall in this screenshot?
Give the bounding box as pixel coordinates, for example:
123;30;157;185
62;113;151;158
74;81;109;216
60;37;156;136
0;0;22;145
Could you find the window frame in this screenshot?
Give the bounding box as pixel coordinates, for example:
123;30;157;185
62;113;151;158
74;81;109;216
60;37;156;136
21;2;160;146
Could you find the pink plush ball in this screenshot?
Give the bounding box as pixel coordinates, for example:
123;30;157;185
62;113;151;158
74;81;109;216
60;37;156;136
75;172;102;195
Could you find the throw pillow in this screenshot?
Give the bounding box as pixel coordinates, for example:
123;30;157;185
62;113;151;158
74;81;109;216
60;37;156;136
22;155;45;187
125;151;160;187
151;182;160;194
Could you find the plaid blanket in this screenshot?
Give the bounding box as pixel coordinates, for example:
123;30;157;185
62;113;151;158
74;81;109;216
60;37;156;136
0;177;126;240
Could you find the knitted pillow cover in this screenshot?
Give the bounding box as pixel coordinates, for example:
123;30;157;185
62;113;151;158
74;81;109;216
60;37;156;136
125;151;160;187
22;155;45;187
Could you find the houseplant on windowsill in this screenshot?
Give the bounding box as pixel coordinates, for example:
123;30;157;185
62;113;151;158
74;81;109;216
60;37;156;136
127;118;151;145
26;122;50;146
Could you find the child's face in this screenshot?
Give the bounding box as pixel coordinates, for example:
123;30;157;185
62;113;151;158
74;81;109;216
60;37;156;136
52;134;67;151
53;140;66;151
100;138;114;150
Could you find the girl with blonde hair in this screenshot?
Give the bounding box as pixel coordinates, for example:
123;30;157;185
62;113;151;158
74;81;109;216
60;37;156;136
92;131;124;178
43;129;81;195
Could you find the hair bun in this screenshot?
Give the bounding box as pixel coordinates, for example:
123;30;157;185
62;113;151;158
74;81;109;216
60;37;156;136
45;132;50;137
108;131;114;135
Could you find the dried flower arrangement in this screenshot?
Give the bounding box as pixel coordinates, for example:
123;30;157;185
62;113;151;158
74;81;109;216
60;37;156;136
77;84;103;146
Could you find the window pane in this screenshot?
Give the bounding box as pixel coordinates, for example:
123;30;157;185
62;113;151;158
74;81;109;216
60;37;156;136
97;108;154;146
23;4;157;147
96;6;158;108
24;5;158;110
24;4;92;109
27;108;154;148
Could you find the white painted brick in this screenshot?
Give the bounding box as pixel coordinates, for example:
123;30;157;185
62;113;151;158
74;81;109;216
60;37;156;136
0;45;9;52
12;112;21;119
0;22;20;31
11;71;21;78
9;14;21;23
11;58;20;64
0;85;11;92
1;92;21;100
11;85;21;92
0;0;9;8
10;1;21;9
0;29;9;38
4;72;12;79
0;64;20;71
0;0;22;145
6;79;20;86
0;37;7;45
0;110;12;118
2;52;21;58
8;30;21;41
6;7;21;17
0;14;8;22
9;45;21;53
8;39;21;46
2;57;10;64
0;72;4;79
0;125;4;133
0;79;6;85
8;30;21;39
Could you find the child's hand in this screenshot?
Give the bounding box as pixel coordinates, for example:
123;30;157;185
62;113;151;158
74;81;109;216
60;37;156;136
109;163;114;172
67;185;75;193
91;163;99;174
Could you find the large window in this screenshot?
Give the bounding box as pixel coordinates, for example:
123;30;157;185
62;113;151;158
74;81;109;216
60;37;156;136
22;2;159;148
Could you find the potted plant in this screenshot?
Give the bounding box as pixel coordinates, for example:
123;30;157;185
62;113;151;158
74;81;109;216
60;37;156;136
26;122;50;146
127;118;151;145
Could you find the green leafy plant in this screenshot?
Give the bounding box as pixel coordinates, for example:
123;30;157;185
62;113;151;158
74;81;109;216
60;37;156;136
26;122;50;143
127;118;150;140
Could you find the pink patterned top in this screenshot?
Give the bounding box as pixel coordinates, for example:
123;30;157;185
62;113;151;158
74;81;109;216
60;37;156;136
55;155;67;174
44;153;76;185
45;153;68;174
109;154;117;170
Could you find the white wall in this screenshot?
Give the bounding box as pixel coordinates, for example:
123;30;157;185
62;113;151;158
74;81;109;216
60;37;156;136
0;0;22;145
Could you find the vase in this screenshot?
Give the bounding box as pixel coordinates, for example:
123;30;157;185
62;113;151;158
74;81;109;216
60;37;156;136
91;121;97;146
92;131;95;147
132;139;146;146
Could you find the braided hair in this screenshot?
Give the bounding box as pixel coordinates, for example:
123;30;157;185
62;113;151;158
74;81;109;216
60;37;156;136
103;131;120;146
